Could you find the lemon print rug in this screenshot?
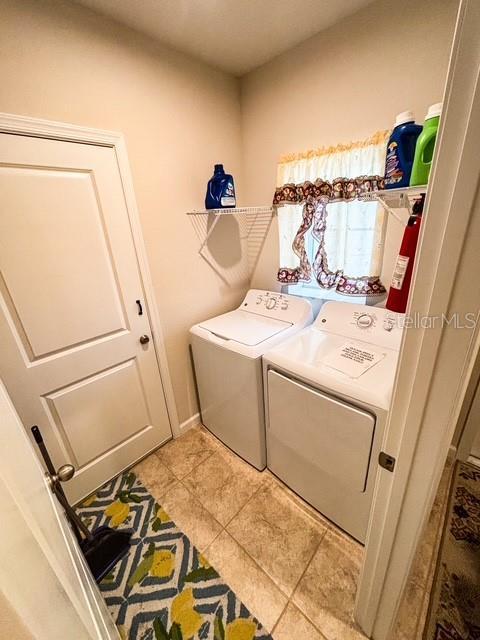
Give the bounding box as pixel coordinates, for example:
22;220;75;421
78;471;272;640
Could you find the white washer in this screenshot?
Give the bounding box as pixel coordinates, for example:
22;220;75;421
190;290;312;470
263;301;403;543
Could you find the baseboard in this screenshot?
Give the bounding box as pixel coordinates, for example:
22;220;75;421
467;454;480;468
176;412;201;436
448;444;457;462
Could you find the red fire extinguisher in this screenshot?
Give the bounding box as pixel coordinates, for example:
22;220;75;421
386;194;425;313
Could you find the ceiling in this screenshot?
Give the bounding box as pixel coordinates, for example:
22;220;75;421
74;0;375;76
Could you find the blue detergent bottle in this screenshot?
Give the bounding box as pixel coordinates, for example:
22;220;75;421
384;111;422;189
205;164;236;209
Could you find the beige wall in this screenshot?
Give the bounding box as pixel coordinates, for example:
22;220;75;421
0;0;459;428
0;0;245;425
241;0;458;292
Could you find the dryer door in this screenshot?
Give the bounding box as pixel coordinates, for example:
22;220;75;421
266;369;376;542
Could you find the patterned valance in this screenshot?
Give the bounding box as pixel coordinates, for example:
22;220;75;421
274;176;387;297
273;175;385;207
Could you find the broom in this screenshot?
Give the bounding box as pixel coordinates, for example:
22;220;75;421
31;426;131;583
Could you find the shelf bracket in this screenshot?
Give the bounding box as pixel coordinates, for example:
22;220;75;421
360;186;427;226
376;196;406;225
198;213;222;253
186;206;274;255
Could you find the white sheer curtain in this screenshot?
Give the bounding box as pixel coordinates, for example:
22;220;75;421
276;132;389;296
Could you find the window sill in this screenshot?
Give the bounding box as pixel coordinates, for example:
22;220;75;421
284;283;386;308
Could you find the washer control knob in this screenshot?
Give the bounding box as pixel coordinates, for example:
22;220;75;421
383;317;395;332
357;313;374;329
265;298;277;310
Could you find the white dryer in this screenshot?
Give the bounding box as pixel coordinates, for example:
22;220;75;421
190;290;312;470
263;301;403;543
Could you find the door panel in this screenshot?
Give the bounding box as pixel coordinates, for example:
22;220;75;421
43;359;151;468
0;133;172;501
0;167;126;358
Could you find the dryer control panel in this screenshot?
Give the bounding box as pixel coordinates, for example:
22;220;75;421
314;301;403;351
241;289;312;325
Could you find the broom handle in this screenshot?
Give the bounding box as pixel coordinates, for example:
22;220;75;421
31;425;71;507
52;483;93;541
31;425;57;475
31;425;88;543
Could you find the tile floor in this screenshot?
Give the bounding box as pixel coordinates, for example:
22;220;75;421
133;425;366;639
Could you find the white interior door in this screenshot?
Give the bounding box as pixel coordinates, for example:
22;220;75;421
0;132;172;502
0;379;118;639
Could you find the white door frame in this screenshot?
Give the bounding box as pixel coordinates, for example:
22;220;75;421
355;1;480;637
0;112;180;440
455;350;480;463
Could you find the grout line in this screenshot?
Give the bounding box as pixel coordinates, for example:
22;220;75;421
153;431;354;639
270;600;289;637
179;454;269;529
163;434;268;551
132;461;179;506
202;524;225;555
209;527;291;631
223;487;330;636
271;600;329;640
156;423;219;471
266;471;334;532
221;473;269;531
175;478;225;525
202;477;272;572
153;474;225;553
157;442;219;482
289;527;328;601
276;529;330;639
222;526;289;597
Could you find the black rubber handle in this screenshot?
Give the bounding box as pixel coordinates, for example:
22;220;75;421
30;425;56;477
31;425;43;444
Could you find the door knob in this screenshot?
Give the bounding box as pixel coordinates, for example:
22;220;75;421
139;334;150;345
45;464;76;490
57;464;75;482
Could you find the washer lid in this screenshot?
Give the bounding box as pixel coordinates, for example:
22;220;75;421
199;310;292;346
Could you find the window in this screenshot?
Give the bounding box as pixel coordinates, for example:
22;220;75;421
276;132;389;302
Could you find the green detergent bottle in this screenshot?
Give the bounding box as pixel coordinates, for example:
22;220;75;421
410;103;442;186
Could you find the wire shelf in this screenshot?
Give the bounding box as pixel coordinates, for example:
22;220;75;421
360;185;427;202
360;185;428;225
186;206;274;216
